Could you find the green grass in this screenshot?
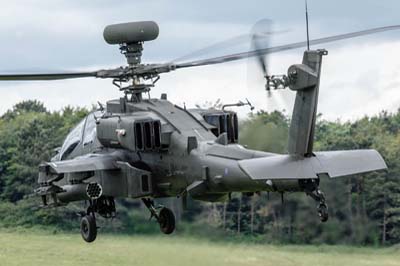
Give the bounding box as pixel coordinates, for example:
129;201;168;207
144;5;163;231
0;230;399;266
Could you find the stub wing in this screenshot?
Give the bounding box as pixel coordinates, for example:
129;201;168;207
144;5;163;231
43;153;120;174
238;149;387;180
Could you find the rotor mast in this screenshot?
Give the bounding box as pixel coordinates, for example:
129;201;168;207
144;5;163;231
119;42;148;102
120;42;143;66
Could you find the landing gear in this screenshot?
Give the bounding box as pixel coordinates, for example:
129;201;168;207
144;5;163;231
301;179;329;222
159;207;175;234
308;189;329;222
317;202;329;222
78;197;175;242
80;214;97;243
79;197;116;243
142;198;176;234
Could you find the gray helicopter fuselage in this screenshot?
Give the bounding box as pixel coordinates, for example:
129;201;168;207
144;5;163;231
52;97;299;203
39;49;386;207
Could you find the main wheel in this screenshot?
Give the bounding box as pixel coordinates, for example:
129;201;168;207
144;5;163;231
318;203;329;222
80;215;97;243
158;207;175;234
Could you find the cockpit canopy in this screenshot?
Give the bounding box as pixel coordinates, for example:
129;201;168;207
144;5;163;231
58;111;102;160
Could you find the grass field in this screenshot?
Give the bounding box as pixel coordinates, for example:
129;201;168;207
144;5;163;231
0;230;399;266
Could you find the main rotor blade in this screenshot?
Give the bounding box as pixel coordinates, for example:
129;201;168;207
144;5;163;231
0;72;98;81
173;31;286;63
175;25;400;69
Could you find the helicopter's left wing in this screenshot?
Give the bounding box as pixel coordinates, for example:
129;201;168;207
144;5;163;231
238;149;387;180
43;153;120;174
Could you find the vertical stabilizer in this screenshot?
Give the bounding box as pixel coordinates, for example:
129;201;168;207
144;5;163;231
288;49;327;157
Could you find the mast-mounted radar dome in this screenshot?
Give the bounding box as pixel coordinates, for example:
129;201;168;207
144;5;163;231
103;21;159;45
103;21;159;67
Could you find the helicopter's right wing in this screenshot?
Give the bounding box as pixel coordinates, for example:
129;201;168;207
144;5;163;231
41;153;120;174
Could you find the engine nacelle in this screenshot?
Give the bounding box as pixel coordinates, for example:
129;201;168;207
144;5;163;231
97;116;161;151
201;110;239;143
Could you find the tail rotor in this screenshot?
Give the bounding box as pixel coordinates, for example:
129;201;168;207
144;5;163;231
251;20;288;111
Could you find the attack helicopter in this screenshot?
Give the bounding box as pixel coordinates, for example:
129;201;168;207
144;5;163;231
0;20;397;243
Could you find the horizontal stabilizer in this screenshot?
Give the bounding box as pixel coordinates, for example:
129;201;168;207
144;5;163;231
314;149;387;178
238;149;387;180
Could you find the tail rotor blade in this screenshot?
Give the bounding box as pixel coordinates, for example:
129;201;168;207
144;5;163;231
251;19;273;76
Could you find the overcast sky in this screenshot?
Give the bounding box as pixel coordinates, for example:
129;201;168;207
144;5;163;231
1;0;400;120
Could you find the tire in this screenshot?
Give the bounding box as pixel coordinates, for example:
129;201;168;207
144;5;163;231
80;215;97;243
158;207;175;234
318;203;329;223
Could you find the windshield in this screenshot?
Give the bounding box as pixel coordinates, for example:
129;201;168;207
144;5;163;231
83;111;102;145
60;118;85;160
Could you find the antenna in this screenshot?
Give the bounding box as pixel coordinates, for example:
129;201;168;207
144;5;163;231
305;0;310;50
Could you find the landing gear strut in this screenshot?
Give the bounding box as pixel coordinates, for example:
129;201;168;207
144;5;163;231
80;197;116;243
142;198;175;234
301;179;329;222
307;189;329;222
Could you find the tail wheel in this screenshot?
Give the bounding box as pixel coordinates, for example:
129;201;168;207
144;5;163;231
318;203;329;222
80;215;97;243
158;207;175;234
